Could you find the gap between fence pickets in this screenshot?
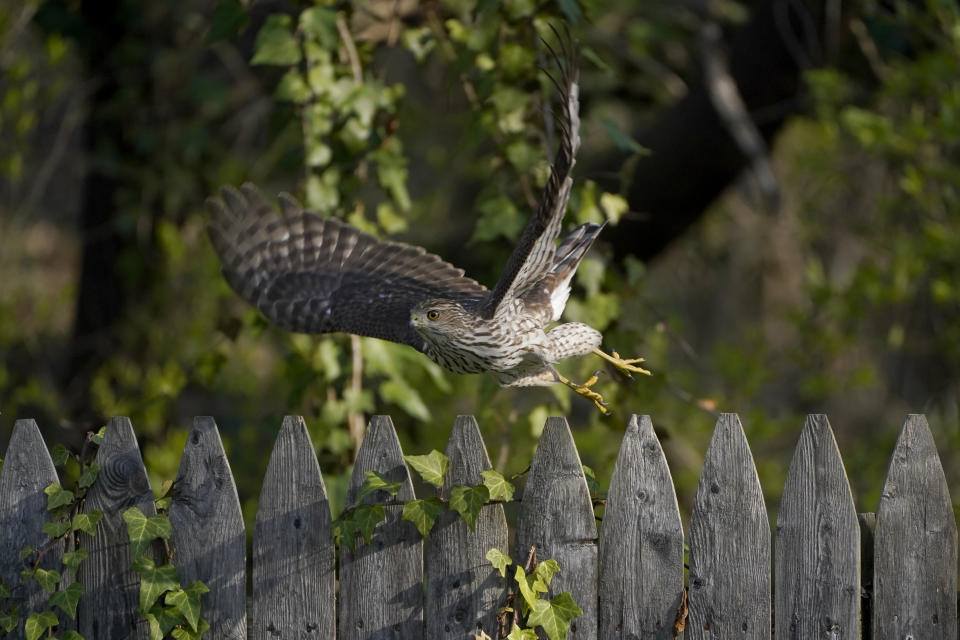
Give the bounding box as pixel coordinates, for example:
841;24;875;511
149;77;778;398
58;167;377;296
0;412;957;640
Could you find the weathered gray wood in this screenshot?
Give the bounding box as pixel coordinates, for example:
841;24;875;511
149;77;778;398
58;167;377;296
168;416;246;639
598;414;684;640
775;414;859;640
251;416;334;640
515;416;598;640
338;415;423;640
0;420;64;640
425;415;508;639
858;513;875;640
873;414;957;640
76;416;155;640
688;413;770;639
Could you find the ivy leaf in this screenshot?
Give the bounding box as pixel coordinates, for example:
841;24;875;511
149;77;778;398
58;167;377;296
481;469;515;501
401;498;444;538
131;556;180;613
42;520;70;538
275;70;311;104
44;483;74;510
355;471;403;503
51;444;70;466
0;604;18;633
601;117;647;155
207;0;248;44
507;628;538;640
252;14;301;66
514;565;544;611
165;581;209;632
91;426;106;445
527;592;583;640
533;558;560;590
486;548;512;578
62;631;86;640
299;6;338;49
122;508;172;559
49;582;84;619
403;451;450;488
449;484;489;530
24;610;58;640
20;545;34;561
77;463;100;489
72;510;103;535
33;568;61;592
62;549;88;571
353;504;386;544
146;606;183;639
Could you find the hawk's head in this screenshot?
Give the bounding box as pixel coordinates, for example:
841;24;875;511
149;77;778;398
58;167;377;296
410;299;473;345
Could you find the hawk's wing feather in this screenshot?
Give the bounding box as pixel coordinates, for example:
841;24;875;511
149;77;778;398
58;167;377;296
208;184;487;351
480;34;580;319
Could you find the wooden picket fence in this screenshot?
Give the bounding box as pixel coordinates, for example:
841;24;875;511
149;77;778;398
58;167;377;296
0;412;957;640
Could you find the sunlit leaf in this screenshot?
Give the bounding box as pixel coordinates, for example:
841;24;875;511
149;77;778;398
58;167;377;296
403;451;450;488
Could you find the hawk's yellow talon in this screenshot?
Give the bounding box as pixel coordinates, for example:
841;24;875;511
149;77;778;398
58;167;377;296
593;348;652;378
556;371;613;416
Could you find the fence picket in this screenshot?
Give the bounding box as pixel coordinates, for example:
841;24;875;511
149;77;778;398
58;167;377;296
424;415;508;639
775;414;859;639
598;414;684;640
338;415;423;640
168;416;246;639
873;414;958;640
515;416;598;639
76;416;155;639
688;413;770;639
251;416;334;640
0;419;64;640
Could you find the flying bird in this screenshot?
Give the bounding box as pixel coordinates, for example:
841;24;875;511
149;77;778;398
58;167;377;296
206;37;649;414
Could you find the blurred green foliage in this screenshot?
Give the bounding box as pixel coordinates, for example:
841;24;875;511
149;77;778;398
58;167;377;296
0;0;958;531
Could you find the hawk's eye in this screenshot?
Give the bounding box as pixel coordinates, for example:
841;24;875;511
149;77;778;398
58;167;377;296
427;310;440;321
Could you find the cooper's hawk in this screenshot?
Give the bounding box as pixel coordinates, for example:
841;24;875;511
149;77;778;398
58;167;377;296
206;38;648;414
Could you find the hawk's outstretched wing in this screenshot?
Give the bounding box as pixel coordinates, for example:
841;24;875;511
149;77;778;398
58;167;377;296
207;184;487;351
480;35;581;319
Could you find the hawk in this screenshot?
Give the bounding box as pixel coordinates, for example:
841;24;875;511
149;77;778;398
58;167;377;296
206;38;648;414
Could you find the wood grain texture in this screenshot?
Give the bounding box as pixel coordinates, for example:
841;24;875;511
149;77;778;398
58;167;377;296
598;415;684;640
338;415;423;640
0;420;64;640
688;413;770;639
76;416;156;640
424;415;508;639
775;414;859;640
168;416;246;640
873;414;957;640
251;416;334;640
515;416;598;640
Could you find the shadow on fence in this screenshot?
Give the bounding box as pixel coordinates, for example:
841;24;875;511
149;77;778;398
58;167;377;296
1;412;957;639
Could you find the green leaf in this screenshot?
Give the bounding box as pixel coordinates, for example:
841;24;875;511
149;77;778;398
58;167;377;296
0;580;10;598
601;117;647;154
353;504;386;543
49;582;84;619
507;628;538;640
208;0;248;44
61;631;86;640
123;508;172;558
77;463;100;489
527;592;583;640
515;565;544;611
72;510;103;535
25;610;58;640
599;192;629;225
252;14;301;66
533;558;560;590
62;549;88;571
403;451;450;488
401;498;444;538
146;606;183;639
33;568;61;592
275;70;311;104
165;581;209;632
480;469;515;501
486;548;512;578
355;471;403;503
44;483;74;510
0;604;18;633
20;545;34;561
449;484;489;530
51;444;70;466
131;556;180;613
299;6;338;49
42;520;70;538
379;378;430;420
91;426;106;445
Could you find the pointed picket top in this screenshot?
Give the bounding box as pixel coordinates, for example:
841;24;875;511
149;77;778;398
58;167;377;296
338;415;422;640
251;416;334;640
599;415;684;640
775;414;859;639
425;415;508;639
515;416;598;639
77;416;155;640
873;414;957;640
0;419;64;638
168;416;246;639
688;413;770;639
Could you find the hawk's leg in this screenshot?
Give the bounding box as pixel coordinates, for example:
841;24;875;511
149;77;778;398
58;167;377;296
593;348;652;378
554;369;612;416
